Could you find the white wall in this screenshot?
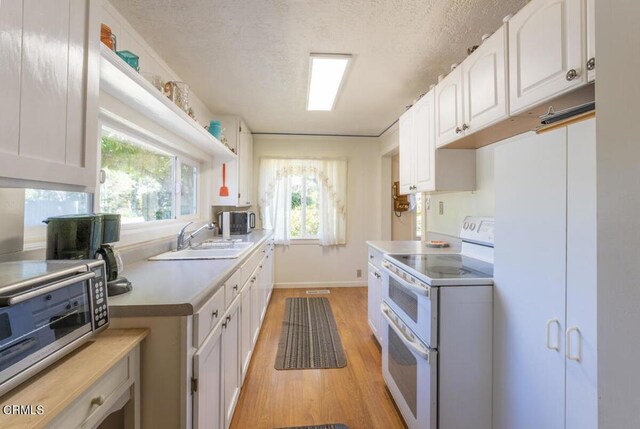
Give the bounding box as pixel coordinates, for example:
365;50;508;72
252;135;381;287
426;145;495;236
595;2;640;427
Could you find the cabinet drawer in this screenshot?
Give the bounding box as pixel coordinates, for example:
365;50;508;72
224;269;243;309
50;353;132;429
368;247;383;269
240;243;267;286
194;286;225;348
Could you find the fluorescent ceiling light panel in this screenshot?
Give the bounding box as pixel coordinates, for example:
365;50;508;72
307;54;351;111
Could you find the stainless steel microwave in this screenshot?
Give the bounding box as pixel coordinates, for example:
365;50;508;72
0;260;109;396
217;211;256;235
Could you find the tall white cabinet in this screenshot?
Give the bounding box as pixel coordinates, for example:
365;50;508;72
493;118;597;429
0;0;99;188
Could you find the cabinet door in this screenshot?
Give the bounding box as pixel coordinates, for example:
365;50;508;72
367;263;380;339
0;0;99;187
259;259;268;323
398;108;415;194
566;118;597;429
463;26;508;135
238;121;253;207
586;0;595;82
508;0;587;114
414;91;436;192
222;301;240;429
0;0;22;158
435;66;464;147
240;281;253;383
494;129;567;429
250;271;261;345
193;323;223;429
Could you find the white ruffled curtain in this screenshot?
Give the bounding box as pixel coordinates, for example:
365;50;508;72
258;158;347;246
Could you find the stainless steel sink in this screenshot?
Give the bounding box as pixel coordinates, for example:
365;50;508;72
149;241;254;260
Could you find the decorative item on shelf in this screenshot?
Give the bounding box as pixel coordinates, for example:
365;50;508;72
116;50;139;72
220;134;231;150
140;72;164;91
163;81;190;113
187;108;197;121
206;120;222;139
467;45;479;55
392;181;410;217
100;23;116;51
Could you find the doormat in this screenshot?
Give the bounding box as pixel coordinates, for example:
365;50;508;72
275;297;347;370
276;424;349;429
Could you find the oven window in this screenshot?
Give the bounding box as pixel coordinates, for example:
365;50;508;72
389;277;418;322
388;326;418;417
0;281;91;374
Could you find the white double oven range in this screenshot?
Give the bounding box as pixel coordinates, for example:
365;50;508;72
380;216;494;429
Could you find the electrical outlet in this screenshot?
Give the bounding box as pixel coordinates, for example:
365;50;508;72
439;201;444;215
356;269;362;278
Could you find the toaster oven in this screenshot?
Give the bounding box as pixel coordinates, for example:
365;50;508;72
0;260;109;396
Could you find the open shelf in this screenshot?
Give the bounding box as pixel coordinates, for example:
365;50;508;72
99;45;236;161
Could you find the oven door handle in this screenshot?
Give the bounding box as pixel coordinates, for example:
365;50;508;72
0;272;96;306
381;262;430;298
380;303;431;361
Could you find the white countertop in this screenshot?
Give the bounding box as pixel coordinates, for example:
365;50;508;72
367;232;462;255
108;230;273;318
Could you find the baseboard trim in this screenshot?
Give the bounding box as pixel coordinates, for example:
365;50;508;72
274;281;367;289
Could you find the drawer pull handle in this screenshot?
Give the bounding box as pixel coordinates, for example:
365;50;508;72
226;315;231;322
233;285;238;291
212;310;218;318
91;395;105;407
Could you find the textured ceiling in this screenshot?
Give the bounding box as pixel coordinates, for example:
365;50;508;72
110;0;526;136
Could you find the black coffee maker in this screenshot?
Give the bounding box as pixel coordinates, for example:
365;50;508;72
44;213;132;296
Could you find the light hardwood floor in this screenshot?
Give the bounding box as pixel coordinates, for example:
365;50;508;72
230;287;407;429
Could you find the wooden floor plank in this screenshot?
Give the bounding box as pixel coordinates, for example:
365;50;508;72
230;288;407;429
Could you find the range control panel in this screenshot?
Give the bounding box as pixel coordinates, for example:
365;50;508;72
460;216;494;247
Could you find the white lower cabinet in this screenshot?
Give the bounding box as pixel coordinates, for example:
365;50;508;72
367;259;383;343
251;267;262;345
494;118;596;429
193;322;223;429
221;298;241;429
240;279;253;383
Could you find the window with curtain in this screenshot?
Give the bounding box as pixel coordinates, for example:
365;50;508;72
258;158;347;246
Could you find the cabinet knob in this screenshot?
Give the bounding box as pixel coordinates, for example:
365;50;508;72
233;284;238;291
222;321;227;328
455;126;463;134
226;315;232;322
91;395;105;407
586;57;595;71
462;123;469;131
566;69;579;81
212;310;218;318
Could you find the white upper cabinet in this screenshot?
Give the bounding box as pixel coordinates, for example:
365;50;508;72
586;0;595;82
399;90;475;194
0;0;100;188
413;92;436;192
435;66;464;147
463;26;509;135
212;117;253;207
508;0;587;115
398;108;415;195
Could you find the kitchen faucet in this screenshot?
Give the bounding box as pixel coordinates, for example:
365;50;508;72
176;221;217;251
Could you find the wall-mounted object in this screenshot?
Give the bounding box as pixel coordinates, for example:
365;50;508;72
392;181;410;212
116;50;139;72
